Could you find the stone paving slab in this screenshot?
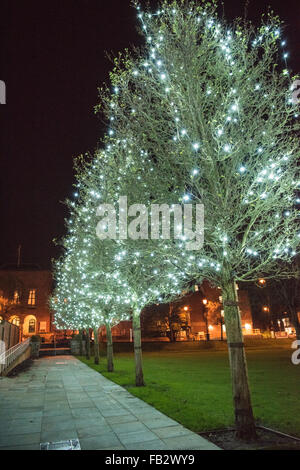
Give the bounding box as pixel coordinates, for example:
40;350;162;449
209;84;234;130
0;356;219;450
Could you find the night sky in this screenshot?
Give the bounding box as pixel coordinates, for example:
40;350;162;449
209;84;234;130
0;0;299;269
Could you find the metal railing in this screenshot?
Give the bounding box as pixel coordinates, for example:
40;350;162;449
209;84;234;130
0;338;30;376
0;320;20;350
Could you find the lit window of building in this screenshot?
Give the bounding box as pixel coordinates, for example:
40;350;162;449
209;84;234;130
13;290;20;304
28;289;36;306
11;316;20;327
282;317;290;328
28;318;36;333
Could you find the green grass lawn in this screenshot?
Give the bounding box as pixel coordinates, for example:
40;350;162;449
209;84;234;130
78;340;300;436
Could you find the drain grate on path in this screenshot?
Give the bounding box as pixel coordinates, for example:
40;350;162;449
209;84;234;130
40;439;81;450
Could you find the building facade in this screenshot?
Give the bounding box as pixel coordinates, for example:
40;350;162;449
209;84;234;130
0;265;53;341
104;281;255;341
0;265;254;342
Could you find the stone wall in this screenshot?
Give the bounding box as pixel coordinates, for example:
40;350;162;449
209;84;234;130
70;339;86;355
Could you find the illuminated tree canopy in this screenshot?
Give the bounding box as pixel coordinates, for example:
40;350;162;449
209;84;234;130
52;0;299;439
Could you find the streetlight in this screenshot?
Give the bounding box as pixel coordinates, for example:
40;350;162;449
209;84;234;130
256;278;266;288
202;298;210;341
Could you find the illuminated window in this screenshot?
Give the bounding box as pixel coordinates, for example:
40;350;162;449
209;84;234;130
28;289;36;306
282;318;290;328
28;319;36;333
13;290;20;304
39;321;46;332
0;316;3;322
11;316;20;327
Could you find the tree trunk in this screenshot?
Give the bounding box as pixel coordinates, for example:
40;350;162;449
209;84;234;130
132;310;145;386
289;310;300;341
79;329;83;356
222;280;257;441
293;320;300;341
168;304;176;342
86;328;91;360
105;323;114;372
93;327;100;365
204;312;210;341
295;325;300;342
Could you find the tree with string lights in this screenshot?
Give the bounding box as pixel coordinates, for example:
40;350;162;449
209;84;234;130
51;170;132;368
69;151;186;385
51;248;96;362
95;0;299;439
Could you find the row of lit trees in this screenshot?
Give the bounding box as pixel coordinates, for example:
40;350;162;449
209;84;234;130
51;148;184;383
51;0;299;440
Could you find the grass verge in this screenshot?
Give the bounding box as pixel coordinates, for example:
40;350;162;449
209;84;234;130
78;340;300;436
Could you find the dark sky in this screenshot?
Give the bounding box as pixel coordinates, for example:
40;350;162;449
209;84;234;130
0;0;299;269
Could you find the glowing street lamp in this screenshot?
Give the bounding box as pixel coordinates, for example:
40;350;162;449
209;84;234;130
256;278;266;288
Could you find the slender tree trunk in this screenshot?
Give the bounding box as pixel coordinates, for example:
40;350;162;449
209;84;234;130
132;310;145;386
204;312;210;341
292;318;300;341
222;280;257;441
86;328;91;360
168;304;176;342
93;327;100;365
79;329;83;356
289;310;300;341
105;323;114;372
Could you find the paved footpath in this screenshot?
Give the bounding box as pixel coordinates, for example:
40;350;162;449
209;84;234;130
0;355;219;450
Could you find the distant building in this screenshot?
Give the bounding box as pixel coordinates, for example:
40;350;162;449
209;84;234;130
181;281;254;340
0;264;53;340
101;281;255;342
0;264;255;343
